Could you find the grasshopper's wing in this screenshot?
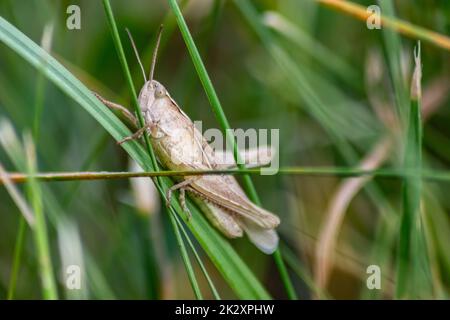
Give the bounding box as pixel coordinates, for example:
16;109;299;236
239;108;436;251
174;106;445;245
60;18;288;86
190;175;280;229
239;219;279;254
213;145;275;169
214;174;279;254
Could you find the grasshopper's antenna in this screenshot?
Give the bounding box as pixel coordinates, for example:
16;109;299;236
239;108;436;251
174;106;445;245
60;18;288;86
125;28;147;82
149;24;163;82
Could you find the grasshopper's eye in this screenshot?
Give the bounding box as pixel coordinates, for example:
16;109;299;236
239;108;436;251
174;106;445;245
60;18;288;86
154;85;166;99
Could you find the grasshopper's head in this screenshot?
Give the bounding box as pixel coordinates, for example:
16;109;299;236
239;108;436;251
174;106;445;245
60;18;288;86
138;80;167;111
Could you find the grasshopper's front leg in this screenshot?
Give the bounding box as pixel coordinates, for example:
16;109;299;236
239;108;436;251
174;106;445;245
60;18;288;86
117;125;151;145
117;118;168;144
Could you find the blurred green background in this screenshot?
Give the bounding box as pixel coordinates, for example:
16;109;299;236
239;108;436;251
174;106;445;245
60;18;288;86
0;0;449;299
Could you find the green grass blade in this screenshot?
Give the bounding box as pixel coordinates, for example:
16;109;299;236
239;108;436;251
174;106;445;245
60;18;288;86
0;120;58;299
167;0;297;299
0;13;270;300
282;245;330;299
0;119;116;300
168;211;203;299
23;134;58;299
174;213;221;300
378;0;409;127
7;217;26;299
8;23;53;300
395;44;433;298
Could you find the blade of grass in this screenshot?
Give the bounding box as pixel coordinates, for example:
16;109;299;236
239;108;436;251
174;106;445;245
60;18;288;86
7;23;54;300
168;210;203;299
173;213;221;299
57;218;88;299
167;0;297;300
282;245;330;299
395;43;433;298
7;217;26;299
0;14;271;299
23;133;58;299
315;138;392;291
422;189;450;289
32;22;53;143
0;164;35;225
361;213;397;299
0;119;117;300
0;159;34;300
377;0;409;129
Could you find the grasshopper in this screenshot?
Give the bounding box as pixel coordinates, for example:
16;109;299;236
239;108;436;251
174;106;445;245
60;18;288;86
95;27;280;254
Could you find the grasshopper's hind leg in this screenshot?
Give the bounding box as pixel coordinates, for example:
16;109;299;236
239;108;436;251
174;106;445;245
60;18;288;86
93;92;152;145
93;92;137;126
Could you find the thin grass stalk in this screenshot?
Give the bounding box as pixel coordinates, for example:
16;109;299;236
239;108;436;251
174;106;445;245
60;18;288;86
167;0;297;299
1;120;119;299
7;24;55;300
7;217;26;299
173;213;221;300
282;245;329;299
24;134;58;299
102;0;204;299
377;0;409;128
168;211;203;299
32;22;53;143
4;167;450;183
395;43;432;298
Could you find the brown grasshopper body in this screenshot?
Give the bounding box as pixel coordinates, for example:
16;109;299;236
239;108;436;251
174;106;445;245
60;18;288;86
97;28;280;254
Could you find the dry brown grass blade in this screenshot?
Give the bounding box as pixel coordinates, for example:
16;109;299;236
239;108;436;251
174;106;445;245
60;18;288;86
316;0;450;51
0;162;35;226
314;138;392;290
